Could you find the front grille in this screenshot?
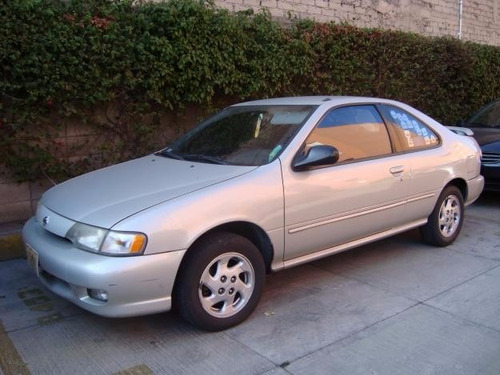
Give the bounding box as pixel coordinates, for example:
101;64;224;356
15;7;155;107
482;152;500;165
40;269;71;290
41;225;70;241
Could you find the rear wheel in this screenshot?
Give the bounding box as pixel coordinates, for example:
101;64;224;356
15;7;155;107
420;185;464;247
174;232;265;331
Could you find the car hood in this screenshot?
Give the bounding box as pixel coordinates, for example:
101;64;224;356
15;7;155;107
41;155;256;228
467;127;500;146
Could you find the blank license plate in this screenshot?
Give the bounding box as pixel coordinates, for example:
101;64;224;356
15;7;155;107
25;243;40;277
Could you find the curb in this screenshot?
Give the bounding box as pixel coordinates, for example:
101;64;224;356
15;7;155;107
0;222;25;261
0;233;25;261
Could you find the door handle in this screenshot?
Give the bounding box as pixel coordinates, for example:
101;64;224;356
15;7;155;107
390;166;404;176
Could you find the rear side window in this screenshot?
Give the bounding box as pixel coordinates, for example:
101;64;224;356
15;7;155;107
305;105;392;163
380;105;439;152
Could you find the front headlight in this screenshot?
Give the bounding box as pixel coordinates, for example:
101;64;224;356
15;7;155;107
101;231;147;255
66;223;147;256
66;223;107;252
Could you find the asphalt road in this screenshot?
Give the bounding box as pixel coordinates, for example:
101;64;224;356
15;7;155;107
1;192;499;375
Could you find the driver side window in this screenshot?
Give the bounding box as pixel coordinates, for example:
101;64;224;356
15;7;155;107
305;105;392;163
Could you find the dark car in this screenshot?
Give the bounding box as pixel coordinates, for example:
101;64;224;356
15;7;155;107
456;99;500;191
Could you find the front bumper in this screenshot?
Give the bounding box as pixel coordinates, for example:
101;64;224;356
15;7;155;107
481;165;500;192
481;150;500;191
22;217;186;317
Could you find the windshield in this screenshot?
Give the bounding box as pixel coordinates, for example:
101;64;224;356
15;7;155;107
467;100;500;128
160;105;316;166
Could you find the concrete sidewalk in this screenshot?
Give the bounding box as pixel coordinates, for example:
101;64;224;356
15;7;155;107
1;192;499;374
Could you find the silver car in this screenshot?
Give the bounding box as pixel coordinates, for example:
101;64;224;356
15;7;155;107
22;96;484;331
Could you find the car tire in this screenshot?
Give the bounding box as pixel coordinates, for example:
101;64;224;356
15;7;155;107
174;232;265;331
420;185;464;247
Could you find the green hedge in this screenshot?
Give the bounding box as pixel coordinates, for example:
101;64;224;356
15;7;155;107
1;0;500;181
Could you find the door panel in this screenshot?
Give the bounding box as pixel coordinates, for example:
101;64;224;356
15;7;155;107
282;156;411;261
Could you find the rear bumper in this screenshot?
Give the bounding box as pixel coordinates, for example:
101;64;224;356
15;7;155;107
465;174;485;206
22;217;186;317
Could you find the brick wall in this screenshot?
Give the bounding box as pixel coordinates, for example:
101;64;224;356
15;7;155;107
216;0;500;46
0;177;53;225
0;121;90;225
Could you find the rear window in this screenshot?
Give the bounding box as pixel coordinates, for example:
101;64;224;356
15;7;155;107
380;105;439;152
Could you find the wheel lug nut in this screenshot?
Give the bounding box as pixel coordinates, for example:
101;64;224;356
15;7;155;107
231;276;237;283
229;288;235;295
221;276;227;282
218;288;225;295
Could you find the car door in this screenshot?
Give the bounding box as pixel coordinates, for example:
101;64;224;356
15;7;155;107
281;104;412;264
378;104;444;219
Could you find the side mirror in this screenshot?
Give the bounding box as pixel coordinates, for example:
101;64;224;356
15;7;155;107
293;145;340;171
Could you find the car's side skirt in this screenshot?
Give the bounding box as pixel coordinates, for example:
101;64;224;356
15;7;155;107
279;218;427;270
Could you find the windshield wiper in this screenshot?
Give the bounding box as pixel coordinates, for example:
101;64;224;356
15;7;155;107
182;154;228;165
157;150;227;165
156;149;185;160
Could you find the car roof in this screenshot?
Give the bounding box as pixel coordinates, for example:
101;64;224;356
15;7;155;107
231;96;404;107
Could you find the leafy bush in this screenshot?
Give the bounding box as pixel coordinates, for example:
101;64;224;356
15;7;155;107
1;0;499;181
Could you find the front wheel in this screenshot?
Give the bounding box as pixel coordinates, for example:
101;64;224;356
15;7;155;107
420;185;464;247
174;232;265;331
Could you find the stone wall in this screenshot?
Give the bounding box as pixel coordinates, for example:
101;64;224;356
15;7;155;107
0;177;53;225
216;0;500;46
